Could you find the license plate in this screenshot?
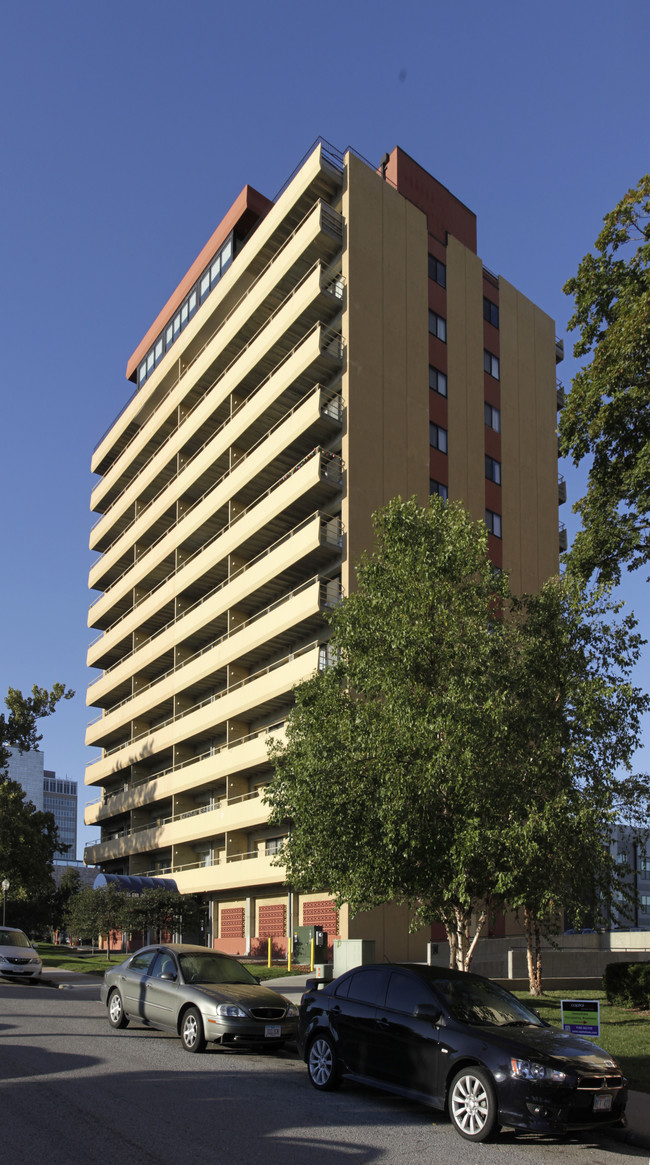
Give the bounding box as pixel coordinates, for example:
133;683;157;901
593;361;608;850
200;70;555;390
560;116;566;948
265;1025;281;1039
594;1094;612;1112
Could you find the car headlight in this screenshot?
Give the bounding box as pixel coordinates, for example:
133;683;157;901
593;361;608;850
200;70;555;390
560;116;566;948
285;1004;298;1018
216;1004;248;1018
511;1058;567;1083
0;955;9;964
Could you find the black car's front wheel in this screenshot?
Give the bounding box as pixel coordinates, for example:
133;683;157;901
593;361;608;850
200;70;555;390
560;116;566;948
307;1033;341;1091
448;1067;499;1142
180;1006;206;1053
107;989;129;1030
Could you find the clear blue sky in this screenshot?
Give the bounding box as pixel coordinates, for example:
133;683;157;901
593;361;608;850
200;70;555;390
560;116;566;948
1;0;649;856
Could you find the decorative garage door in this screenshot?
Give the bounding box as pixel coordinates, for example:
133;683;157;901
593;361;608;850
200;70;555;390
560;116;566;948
220;907;245;938
258;904;286;939
303;900;339;936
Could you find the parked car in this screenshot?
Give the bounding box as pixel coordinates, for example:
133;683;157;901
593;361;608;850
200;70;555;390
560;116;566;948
298;963;627;1142
101;943;298;1053
0;926;43;980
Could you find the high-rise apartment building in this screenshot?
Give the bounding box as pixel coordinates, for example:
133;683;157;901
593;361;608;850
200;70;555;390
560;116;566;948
84;140;563;958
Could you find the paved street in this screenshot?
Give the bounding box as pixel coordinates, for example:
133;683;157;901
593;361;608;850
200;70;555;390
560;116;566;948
1;975;645;1164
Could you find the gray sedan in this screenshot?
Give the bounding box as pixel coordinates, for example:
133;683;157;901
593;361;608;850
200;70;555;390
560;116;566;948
101;943;298;1053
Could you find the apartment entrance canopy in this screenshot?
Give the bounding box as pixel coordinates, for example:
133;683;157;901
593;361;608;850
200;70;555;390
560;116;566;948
93;873;178;894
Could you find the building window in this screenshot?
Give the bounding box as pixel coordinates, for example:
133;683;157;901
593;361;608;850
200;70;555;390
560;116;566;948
484;402;500;432
428;255;446;288
486;509;502;538
429;366;447;397
484;350;500;379
137;231;236;388
429;479;448;500
484;297;499;328
429;311;446;342
430;423;447;453
485;455;501;485
639;850;650;875
265;836;285;856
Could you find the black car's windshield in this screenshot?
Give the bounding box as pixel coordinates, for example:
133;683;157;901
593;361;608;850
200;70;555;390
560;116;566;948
178;953;258;985
433;975;543;1028
0;930;30;949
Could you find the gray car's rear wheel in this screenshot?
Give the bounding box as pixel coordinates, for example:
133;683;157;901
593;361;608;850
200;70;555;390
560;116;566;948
107;989;129;1029
307;1033;341;1091
449;1066;499;1142
180;1006;206;1053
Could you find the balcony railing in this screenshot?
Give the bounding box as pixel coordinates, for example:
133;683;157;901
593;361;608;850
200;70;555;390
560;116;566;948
84;788;264;854
92;197;344;459
87;573;341;727
88;639;320;764
85;718;286;800
88;509;342;668
89;441;343;639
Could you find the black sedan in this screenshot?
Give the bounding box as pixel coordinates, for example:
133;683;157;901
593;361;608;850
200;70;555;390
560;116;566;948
101;944;298;1052
298;963;627;1142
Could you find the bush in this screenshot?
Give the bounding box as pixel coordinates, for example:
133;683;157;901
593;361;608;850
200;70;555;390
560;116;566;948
603;961;650;1009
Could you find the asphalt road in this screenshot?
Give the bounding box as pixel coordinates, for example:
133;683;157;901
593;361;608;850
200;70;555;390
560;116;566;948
0;975;645;1165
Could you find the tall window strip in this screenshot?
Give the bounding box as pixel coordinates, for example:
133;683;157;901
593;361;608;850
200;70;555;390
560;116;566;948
483;297;499;328
485;455;501;485
428;255;446;287
430;423;447;453
137;233;234;387
429;366;447;397
485;509;502;538
430;479;448;500
429;311;446;342
484;402;500;432
484;350;500;379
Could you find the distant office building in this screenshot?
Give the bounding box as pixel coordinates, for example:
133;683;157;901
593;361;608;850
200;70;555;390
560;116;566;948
5;746;44;811
6;748;78;861
610;827;650;929
43;771;78;860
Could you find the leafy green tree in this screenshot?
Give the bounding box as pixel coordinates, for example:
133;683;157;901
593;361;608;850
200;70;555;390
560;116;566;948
65;886;127;959
121;889;202;943
0;684;74;910
560;175;650;585
497;578;649;993
266;498;650;981
0;683;74;774
266;497;515;971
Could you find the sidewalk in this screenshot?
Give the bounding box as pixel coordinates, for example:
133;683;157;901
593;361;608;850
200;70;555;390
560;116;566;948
266;973;650;1148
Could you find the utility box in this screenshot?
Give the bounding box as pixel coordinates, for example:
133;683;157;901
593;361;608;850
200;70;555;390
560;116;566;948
292;925;328;965
333;939;376;978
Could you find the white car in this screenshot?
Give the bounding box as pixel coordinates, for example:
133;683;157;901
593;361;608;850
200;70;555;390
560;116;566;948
0;926;43;979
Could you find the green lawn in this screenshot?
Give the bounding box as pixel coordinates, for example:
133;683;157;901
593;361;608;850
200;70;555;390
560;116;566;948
515;989;650;1093
37;945;302;981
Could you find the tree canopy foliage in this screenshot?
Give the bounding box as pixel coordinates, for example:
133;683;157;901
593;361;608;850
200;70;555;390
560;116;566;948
560;174;650;585
0;683;75;906
265;497;649;985
65;887;203;957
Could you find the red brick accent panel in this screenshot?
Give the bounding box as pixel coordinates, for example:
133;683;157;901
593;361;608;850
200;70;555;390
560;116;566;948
258;904;286;939
303;900;340;937
220;907;245;938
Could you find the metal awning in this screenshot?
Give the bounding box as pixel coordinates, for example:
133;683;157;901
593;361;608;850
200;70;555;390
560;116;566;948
93;873;178;894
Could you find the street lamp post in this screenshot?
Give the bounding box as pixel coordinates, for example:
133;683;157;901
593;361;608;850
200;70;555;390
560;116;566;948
1;879;9;926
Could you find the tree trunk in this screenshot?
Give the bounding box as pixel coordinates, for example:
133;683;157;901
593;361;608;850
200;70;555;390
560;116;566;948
524;907;543;995
445;906;488;972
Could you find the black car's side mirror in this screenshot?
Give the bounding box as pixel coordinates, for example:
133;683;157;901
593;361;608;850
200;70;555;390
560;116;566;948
414;1003;441;1023
304;978;320;991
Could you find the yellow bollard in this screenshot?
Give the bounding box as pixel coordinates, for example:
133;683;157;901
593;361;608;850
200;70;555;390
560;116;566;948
268;936;272;968
288;936;292;972
310;936;315;972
